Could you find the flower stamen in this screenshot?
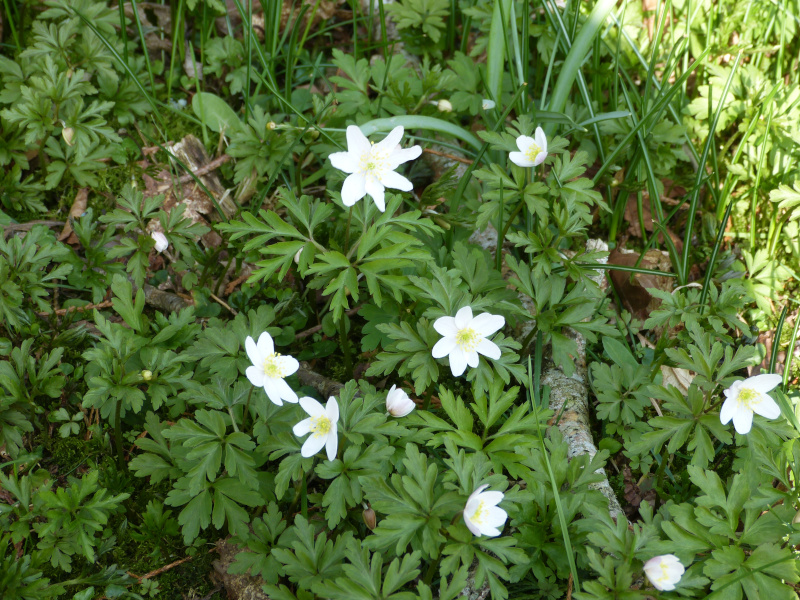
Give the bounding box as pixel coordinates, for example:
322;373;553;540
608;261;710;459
455;328;482;352
263;353;285;379
524;143;541;162
310;415;332;437
736;387;759;409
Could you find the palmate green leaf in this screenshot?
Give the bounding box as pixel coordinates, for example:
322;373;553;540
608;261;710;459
362;444;461;558
366;319;441;395
229;502;287;583
313;538;422;600
272;515;350;589
626;383;732;468
705;543;799;600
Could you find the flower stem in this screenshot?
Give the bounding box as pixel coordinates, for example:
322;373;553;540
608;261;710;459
114;399;124;469
242;387;254;429
339;315;353;380
422;553;443;586
344;206;353;253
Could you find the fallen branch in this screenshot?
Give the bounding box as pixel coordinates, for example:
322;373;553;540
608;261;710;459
128;555;194;581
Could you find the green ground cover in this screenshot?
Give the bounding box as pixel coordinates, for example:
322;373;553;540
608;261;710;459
1;0;800;598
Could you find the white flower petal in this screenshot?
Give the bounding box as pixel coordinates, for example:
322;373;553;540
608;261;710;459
432;337;457;358
449;347;469;377
478;491;504;506
484;506;508;528
470;313;505;336
365;177;386;212
245;365;264;387
475;339;501;360
753;395;781;420
433;316;459;337
534;127;547;153
533;150;548;166
326;397;339;424
342;173;367;206
263;379;286;406
464;514;482;536
454;306;473;329
509;151;533;167
388;145;422;169
380;170;414;192
329;151;358;174
719;396;736;425
373;126;404;154
256;331;275;357
293;417;312;436
301;434;327;458
274;377;298;404
465;349;479;369
299;396;326;418
245;336;261;365
325;427;338;461
746;373;782;393
515;135;534;153
346;125;371;157
732;408;754;435
279;355;300;376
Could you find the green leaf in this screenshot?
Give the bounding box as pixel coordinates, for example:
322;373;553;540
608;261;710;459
192;91;243;133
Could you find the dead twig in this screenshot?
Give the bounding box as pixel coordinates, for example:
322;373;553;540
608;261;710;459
209;292;237;315
422;147;473;165
157;154;233;191
295;306;362;339
128;555;194;581
2;221;65;239
37;300;113;318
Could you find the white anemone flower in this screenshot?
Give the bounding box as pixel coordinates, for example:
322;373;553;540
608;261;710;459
509;126;548;168
463;484;507;537
720;373;782;434
385;385;415;417
245;332;299;406
432;306;505;377
643;554;684;591
293;396;339;460
328;125;422;212
151;231;169;253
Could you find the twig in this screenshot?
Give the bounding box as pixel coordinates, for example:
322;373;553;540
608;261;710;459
128;555;194;581
566;572;573;600
422;147;473;165
156;154;232;191
295;306;362;339
209;292;237;315
2;221;65;239
37;300;113;318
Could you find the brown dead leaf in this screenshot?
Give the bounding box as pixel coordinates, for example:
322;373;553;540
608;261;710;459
624;192;684;254
608;248;673;322
58;188;89;243
622;465;657;519
660;365;693;395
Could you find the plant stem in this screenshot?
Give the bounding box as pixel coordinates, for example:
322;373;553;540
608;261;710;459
344;206;353;253
114;399;124;469
339;315;353;380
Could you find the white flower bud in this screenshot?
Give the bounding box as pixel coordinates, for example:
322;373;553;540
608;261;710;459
437;99;453;112
151;231;169;253
141;370;153;381
62;127;75;146
385;385;415;417
294;248;302;264
482;99;496;110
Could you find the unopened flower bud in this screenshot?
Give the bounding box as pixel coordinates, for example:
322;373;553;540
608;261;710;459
793;509;800;525
151;231;169;253
141;370;153;381
482;99;496;110
62;127;75;146
294;248;302;264
437;99;453;113
267;121;277;131
386;385;415;417
362;506;377;530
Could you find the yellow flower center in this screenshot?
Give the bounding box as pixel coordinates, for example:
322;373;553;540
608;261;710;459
469;500;488;524
360;148;390;176
525;143;542;162
310;415;332;437
657;561;671;583
737;387;759;409
456;328;481;352
263;353;285;379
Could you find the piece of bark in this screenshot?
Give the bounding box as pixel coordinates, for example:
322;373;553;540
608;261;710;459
211;538;270;600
